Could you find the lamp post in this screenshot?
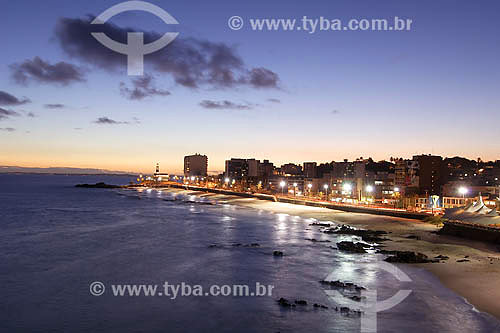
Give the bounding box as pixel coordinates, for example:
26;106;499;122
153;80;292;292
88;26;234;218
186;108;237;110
323;184;329;201
293;182;298;196
394;187;400;209
280;180;286;195
365;185;374;204
224;177;230;188
343;183;352;200
459;186;468;205
308;183;313;197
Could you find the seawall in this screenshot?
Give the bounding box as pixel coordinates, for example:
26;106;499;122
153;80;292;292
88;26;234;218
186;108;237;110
439;221;500;244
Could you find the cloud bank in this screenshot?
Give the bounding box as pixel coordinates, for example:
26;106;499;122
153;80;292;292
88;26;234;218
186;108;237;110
54;16;280;89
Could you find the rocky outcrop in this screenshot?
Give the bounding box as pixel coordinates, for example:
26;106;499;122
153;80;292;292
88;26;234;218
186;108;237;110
75;182;122;189
273;250;284;257
384;251;437;263
319;280;365;291
336;241;369;253
277;297;295;307
324;225;389;243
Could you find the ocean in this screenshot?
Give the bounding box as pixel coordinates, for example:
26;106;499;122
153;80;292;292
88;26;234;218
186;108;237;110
1;174;499;332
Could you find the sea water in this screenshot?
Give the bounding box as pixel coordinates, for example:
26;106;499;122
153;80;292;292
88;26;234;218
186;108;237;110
1;174;498;332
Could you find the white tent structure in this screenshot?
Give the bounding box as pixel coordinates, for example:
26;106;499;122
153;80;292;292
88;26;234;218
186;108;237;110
444;194;499;225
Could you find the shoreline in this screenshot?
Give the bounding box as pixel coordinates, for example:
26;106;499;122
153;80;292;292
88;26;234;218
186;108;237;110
141;183;430;220
156;187;500;320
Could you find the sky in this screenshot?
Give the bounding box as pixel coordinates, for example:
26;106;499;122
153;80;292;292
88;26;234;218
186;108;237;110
1;0;499;174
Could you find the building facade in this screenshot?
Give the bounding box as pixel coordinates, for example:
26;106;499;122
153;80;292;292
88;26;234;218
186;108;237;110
184;154;208;177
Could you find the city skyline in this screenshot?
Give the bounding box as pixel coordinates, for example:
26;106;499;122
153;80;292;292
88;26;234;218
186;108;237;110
2;151;499;175
2;0;500;173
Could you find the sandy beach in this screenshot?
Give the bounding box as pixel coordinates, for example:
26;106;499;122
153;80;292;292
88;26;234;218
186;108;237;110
170;188;500;320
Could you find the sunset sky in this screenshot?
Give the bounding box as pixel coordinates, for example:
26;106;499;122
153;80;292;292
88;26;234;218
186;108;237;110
1;0;499;174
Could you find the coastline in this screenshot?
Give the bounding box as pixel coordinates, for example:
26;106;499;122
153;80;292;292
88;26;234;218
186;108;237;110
160;187;500;320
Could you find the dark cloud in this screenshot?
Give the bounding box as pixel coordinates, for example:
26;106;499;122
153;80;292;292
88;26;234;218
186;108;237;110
331;109;340;115
120;74;170;100
54;16;279;89
0;91;30;106
93;116;129;125
0;127;16;132
267;98;281;103
199;100;253;110
44;104;66;109
27;112;36;118
10;57;85;85
0;108;21;121
248;68;279;89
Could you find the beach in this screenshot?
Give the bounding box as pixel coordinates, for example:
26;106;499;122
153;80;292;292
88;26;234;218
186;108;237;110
170;188;500;320
3;174;499;332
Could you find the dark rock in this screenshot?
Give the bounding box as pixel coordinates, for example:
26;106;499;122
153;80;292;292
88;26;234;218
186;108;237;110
232;243;242;247
273;250;284;257
277;297;295;307
319;280;365;291
336;241;368;253
75;182;122;189
378;249;398;255
340;307;350;313
384;251;435;263
294;300;307;305
434;255;449;260
313;303;329;309
457;259;470;263
328;225;389;243
310;222;333;227
349;295;362;302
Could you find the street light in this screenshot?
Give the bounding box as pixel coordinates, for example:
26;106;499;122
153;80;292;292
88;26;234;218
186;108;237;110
365;185;374;203
459;186;468;200
280;180;286;195
293;182;298;196
393;187;400;209
323;184;329;200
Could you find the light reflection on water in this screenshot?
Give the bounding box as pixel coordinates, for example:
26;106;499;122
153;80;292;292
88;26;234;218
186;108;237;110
1;175;499;333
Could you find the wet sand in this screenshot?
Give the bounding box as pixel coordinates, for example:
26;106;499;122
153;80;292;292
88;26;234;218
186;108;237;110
165;189;500;319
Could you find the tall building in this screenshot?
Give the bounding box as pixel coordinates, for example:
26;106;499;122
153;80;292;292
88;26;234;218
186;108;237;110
280;163;303;176
303;162;318;178
413;154;444;195
259;160;275;179
224;158;275;184
225;158;250;180
184;154;208;177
